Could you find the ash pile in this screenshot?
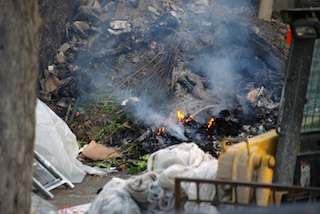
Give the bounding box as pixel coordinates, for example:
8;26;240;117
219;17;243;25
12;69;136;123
37;0;288;157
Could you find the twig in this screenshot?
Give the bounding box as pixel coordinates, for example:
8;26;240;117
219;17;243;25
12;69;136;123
68;97;80;122
192;105;218;117
105;124;124;140
108;52;165;99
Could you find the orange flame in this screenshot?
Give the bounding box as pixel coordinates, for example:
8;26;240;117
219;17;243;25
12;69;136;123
177;110;185;122
157;127;165;136
206;117;214;131
186;115;194;123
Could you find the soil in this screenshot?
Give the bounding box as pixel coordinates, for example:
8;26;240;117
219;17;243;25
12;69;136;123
49;174;131;209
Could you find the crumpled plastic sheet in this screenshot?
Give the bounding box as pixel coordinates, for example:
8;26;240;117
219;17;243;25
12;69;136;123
125;171;158;208
147;181;175;213
147;142;214;173
31;193;57;214
182;159;219;213
87;177;142;214
88;142;219;214
34;99;115;183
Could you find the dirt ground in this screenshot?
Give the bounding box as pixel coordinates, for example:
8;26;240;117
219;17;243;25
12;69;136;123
44;173;132;209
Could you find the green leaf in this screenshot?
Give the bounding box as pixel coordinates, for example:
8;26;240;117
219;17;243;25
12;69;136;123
142;154;150;161
93;161;111;168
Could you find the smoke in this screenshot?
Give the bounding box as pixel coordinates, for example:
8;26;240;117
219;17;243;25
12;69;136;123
191;0;283;115
123;96;188;141
72;0;283;136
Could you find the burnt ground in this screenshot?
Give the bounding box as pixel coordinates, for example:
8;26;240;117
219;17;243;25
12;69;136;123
36;0;291;209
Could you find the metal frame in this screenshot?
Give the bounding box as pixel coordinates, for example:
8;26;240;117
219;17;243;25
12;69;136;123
274;8;320;185
33;150;74;199
174;178;320;213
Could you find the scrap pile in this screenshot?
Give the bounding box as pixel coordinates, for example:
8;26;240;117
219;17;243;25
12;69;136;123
37;0;288;162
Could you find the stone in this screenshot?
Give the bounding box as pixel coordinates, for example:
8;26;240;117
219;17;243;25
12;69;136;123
72;21;90;38
148;6;160;16
58;42;70;53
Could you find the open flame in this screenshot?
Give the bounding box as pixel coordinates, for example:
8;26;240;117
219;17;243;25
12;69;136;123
157;127;165;136
206;117;214;131
186;115;194;123
177;110;185;122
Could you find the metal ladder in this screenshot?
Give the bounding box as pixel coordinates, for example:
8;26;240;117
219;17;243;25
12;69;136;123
33;150;74;199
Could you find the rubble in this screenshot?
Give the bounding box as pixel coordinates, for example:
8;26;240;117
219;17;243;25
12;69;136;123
108;20;132;35
37;0;287;160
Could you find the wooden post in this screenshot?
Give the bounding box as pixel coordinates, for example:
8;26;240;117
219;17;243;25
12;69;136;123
258;0;274;21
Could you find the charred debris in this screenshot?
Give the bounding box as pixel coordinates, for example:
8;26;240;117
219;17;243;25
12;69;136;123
38;0;288;161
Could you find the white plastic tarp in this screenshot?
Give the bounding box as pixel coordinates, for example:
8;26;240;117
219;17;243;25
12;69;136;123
34;99;113;183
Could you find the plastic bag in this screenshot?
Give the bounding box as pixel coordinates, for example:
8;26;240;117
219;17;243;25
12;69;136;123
31;193;57;214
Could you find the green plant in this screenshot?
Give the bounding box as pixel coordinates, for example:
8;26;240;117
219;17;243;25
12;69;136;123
127;154;150;174
78;141;87;149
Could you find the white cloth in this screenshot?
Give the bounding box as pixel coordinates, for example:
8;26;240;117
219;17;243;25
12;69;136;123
88;142;219;213
125;171;158;207
147;142;213;173
182;159;219;213
87;177;141;214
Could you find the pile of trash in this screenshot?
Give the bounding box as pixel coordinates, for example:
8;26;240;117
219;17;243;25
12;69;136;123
36;0;288;165
87;143;219;214
38;0;286;122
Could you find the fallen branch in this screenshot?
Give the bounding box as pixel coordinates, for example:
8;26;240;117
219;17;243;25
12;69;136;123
192;105;218;117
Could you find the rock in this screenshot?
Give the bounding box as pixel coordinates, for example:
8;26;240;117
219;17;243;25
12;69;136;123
72;21;90;38
108;20;131;35
195;0;209;6
148;6;160;16
44;75;61;93
200;35;214;44
188;4;206;14
55;52;65;64
149;41;157;50
201;21;212;27
170;11;178;18
57;97;70;108
92;0;103;14
48;65;55;73
74;5;92;21
170;4;178;11
58;42;71;53
131;56;140;63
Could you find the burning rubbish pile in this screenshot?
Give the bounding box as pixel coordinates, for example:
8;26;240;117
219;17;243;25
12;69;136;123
37;0;287;161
